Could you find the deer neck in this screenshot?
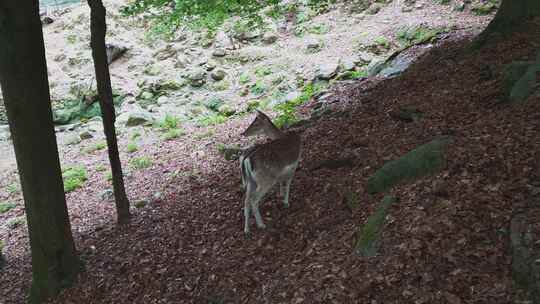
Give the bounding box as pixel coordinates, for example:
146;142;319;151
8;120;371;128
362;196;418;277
265;122;286;140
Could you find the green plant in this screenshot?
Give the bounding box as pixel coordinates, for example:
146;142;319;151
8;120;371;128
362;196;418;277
374;36;390;49
254;66;272;78
105;171;113;181
159;114;180;130
130;157;152;170
273;83;323;128
239;72;251;84
396;25;445;47
130;131;141;140
127;142;138;153
62;166;87;193
308;23;330;35
7;216;25;229
0;201;17;213
6;183;19;194
250;81;266;96
95;164;107;172
197;113;228;127
84;141;107;154
66;34;77;44
163;128;185;141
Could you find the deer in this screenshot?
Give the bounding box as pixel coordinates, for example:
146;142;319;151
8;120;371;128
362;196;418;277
239;110;302;235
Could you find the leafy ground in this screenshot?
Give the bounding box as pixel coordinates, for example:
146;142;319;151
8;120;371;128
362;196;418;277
1;16;540;304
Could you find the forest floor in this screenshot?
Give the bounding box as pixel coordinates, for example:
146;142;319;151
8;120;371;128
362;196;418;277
1;3;540;304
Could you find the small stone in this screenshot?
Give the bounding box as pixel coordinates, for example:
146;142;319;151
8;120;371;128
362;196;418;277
140;91;154;100
54;54;66;62
262;32;279;44
99;189;114;201
210;69;226;81
306;38;322;53
157;96;169;105
79;130;93;140
41;16;54;25
316;60;340;80
125;110;153;127
212;48;226;57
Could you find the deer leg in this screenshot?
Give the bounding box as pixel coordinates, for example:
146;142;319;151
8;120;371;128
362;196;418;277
244;193;252;235
251;194;266;229
283;174;294;208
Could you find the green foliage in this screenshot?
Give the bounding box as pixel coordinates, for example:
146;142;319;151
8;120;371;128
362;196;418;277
273;83;323;128
254;66;272;78
197;113;228;126
0;201;16;213
66;34;77;44
216;143;242;161
6;183;19;194
162;128;185;140
355;196;396;256
159;114;180;130
7;216;26;229
203;97;225;112
307;23;330;35
367;137;451;194
52;94;124;125
374;36;390;49
105;171;113;181
83;141;107;154
130;131;142;140
95;164;107;172
239;72;251;85
130;157;153;170
62;166;88;193
127;142;138;153
471;0;499;15
337;69;368;80
250;81;266;96
396;25;446;47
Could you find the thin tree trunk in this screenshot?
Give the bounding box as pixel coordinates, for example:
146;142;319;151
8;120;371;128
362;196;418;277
0;1;81;303
88;0;131;224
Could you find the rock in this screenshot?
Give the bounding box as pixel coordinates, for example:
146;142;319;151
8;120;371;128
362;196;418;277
99;189;114;201
41;16;54;25
217;104;236;116
210;69;226;81
206;60;217;71
306;38;322;53
212;48;226;57
356;52;376;66
341;58;356;71
79;130;93;140
175;54;192;68
214;30;235;50
125;110;154;127
157;96;170;105
140;91;154;100
188;68;207;87
105;44;127;64
316;60;340;80
54;54;66;62
262;32;279;44
0;125;10;141
155;44;177;61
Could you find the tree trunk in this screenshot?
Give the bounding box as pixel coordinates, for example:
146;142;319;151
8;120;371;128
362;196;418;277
88;0;131;224
477;0;540;45
0;1;81;303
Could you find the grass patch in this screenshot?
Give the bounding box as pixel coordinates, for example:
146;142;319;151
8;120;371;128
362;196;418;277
250;81;266;96
308;23;330;35
197;113;228;127
127;142;138;153
130;157;152;170
130;131;141;140
162;128;185;141
7;216;26;229
105;171;113;181
0;201;17;213
62;166;87;193
254;66;272;78
396;25;446;47
273;83;324;128
159;114;180;130
83;141;107;154
239;72;251;85
95;164;107;172
6;183;19;194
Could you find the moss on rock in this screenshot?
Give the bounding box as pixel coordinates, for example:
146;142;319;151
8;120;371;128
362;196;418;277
367;137;451;194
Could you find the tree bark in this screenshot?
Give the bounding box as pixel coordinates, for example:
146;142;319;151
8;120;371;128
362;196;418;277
88;0;131;224
477;0;540;45
0;1;81;303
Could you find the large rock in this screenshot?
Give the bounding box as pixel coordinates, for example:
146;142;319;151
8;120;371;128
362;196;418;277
214;30;235;50
106;44;127;64
155;44;177;61
262;32;279;44
210;69;226;81
316;60;340;80
123;109;154;127
188;68;207;87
